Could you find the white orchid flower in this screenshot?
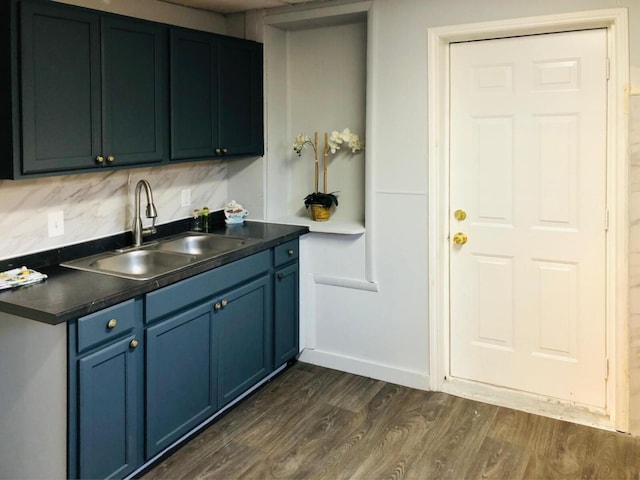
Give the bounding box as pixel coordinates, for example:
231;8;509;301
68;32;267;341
293;134;312;155
348;134;363;153
328;130;343;154
293;129;363;156
339;128;352;143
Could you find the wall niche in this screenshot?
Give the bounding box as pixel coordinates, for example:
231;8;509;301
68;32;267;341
264;2;369;234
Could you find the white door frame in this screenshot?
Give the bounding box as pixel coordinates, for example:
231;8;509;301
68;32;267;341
427;9;629;430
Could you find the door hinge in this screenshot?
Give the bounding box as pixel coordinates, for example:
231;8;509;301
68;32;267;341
605;358;610;380
605;209;609;231
606;57;611;80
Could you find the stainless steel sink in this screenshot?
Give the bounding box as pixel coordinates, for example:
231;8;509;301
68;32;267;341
61;232;260;280
62;249;197;281
156;233;260;256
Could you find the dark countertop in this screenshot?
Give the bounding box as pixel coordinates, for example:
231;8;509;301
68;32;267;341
0;221;308;325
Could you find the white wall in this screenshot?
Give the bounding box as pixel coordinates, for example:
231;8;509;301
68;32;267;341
257;0;640;427
0;316;66;480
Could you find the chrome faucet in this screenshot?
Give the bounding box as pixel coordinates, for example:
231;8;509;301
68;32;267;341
132;179;158;247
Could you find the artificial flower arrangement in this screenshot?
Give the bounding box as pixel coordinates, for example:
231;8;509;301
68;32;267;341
293;128;364;220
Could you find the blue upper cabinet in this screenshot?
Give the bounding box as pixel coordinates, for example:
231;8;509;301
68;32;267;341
3;0;264;179
101;16;168;167
170;28;264;161
170;28;219;160
217;36;264;157
19;2;102;174
19;1;168;176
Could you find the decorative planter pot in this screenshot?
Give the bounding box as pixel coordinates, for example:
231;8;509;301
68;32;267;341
308;204;331;222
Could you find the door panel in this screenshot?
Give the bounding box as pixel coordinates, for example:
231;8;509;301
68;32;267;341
449;29;607;408
20;2;101;173
170;29;219;159
145;302;216;457
102;17;167;165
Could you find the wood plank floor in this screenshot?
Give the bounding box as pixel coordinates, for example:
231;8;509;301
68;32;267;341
142;362;640;479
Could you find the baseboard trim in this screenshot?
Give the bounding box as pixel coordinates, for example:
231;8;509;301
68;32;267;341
299;348;430;390
442;377;615;431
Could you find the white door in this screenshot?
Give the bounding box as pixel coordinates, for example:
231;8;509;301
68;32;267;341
449;29;608;408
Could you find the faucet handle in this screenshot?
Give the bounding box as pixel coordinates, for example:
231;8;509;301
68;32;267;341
142;217;157;238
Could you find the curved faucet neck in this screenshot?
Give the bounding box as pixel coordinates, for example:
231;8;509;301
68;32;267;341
133;180;158;247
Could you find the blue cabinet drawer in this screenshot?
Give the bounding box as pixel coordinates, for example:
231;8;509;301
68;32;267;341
146;250;271;323
273;239;298;267
76;299;137;353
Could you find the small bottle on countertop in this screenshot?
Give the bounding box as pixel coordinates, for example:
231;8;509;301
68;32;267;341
191;209;202;231
201;206;210;233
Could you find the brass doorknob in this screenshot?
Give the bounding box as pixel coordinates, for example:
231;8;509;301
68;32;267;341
454;209;467;221
453;232;468;245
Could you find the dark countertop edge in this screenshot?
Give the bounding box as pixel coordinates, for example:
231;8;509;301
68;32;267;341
0;220;308;325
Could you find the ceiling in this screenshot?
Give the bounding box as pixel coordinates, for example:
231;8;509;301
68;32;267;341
158;0;325;14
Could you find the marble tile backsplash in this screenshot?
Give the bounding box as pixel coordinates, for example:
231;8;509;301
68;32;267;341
0;160;228;260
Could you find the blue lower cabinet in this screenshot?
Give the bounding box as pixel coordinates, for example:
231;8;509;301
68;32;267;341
78;336;142;479
68;243;300;479
216;274;272;407
274;262;300;366
145;302;217;458
68;299;144;480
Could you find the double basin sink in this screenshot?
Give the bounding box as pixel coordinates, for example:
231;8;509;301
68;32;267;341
62;232;260;280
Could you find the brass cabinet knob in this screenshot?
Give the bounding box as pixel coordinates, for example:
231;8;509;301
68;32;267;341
287;249;294;256
454;209;467;221
214;302;222;311
96;155;105;164
215;148;221;154
129;339;139;349
107;155;115;163
453;232;468;245
221;299;228;308
107;319;117;329
222;148;228;154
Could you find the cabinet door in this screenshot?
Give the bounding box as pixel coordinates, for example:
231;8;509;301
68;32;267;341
102;16;168;166
170;28;218;160
77;334;142;480
274;262;300;366
216;275;272;408
20;2;102;174
217;37;264;156
145;302;217;458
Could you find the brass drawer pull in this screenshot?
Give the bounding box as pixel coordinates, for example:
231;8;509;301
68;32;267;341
107;319;117;329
